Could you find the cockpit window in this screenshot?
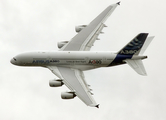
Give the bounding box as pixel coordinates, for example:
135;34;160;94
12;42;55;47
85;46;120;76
13;57;17;61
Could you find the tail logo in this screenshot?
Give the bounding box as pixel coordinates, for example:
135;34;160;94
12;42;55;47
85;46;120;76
118;33;148;55
120;50;138;54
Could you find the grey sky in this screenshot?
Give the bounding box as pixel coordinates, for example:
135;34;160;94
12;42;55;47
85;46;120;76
1;0;166;120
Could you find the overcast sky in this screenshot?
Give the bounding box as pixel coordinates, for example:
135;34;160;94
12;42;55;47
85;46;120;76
1;0;166;120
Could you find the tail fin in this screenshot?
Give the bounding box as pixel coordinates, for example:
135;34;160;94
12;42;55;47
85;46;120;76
117;33;148;55
117;33;154;76
139;36;154;55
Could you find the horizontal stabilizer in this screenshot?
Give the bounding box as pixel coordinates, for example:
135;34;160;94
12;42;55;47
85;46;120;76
124;59;147;76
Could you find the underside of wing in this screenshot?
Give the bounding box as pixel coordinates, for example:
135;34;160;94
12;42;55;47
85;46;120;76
60;2;120;51
47;66;99;108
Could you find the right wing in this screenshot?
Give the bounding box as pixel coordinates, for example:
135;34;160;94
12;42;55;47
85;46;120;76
47;66;99;108
60;2;120;51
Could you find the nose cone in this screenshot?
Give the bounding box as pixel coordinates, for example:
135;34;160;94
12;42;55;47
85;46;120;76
10;58;16;65
10;58;14;64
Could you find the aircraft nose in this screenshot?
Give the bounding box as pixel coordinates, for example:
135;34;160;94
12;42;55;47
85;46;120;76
10;58;17;65
10;58;14;64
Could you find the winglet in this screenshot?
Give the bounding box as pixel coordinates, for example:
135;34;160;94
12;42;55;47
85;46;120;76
117;1;121;5
96;104;100;108
89;104;100;108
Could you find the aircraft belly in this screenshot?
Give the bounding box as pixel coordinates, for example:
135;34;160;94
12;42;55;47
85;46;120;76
16;51;116;68
53;60;112;70
56;65;97;71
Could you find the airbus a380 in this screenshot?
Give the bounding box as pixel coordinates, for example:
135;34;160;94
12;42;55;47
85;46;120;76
11;2;154;108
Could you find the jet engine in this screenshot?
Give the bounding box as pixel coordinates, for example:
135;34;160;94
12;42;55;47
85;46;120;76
75;25;87;33
61;92;76;99
57;41;68;49
49;79;63;87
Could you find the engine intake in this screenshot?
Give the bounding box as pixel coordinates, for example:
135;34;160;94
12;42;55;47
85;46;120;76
57;41;68;49
75;25;87;33
61;92;76;99
49;79;63;87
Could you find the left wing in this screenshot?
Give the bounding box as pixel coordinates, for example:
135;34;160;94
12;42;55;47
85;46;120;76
47;66;99;108
61;2;120;51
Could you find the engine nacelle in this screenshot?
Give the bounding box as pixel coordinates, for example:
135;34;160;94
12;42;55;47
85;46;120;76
49;79;63;87
57;41;68;49
61;92;76;99
75;25;87;33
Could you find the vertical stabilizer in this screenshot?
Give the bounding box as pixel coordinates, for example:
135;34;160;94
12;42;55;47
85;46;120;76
139;36;154;55
117;33;148;56
111;33;154;76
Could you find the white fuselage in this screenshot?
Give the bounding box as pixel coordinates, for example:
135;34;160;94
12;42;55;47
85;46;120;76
11;51;118;70
11;51;146;71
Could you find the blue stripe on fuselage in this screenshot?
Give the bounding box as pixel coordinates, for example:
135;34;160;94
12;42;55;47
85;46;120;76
108;54;132;66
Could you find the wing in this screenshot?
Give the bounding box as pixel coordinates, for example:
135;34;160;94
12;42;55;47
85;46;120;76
61;2;120;51
47;66;99;108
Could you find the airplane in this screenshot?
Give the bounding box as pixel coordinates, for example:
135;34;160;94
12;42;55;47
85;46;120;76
10;2;154;108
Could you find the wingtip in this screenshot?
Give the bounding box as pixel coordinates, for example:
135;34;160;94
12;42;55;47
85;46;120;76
95;104;100;108
116;1;121;5
89;104;100;108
